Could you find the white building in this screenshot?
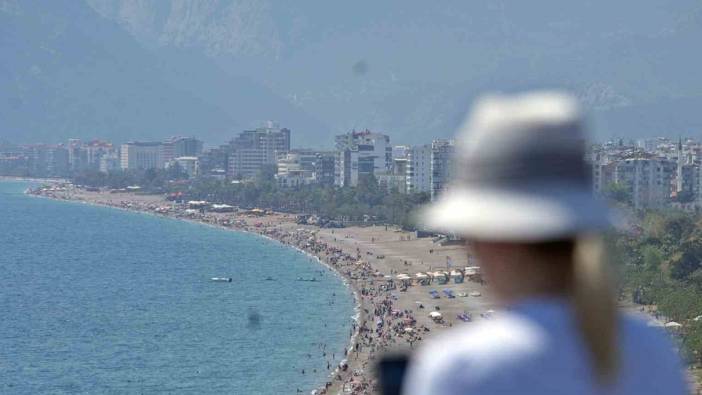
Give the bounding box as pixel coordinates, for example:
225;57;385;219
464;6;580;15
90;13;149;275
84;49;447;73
227;124;291;179
406;144;432;194
120;142;165;170
377;158;409;193
275;150;317;187
334;130;392;187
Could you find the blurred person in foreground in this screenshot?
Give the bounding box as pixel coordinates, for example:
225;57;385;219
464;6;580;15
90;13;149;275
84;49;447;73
403;92;687;395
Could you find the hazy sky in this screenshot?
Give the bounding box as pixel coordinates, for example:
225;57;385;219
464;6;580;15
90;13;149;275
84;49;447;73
2;0;702;146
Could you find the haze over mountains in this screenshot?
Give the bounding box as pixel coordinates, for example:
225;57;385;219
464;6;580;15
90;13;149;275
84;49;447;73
3;0;702;146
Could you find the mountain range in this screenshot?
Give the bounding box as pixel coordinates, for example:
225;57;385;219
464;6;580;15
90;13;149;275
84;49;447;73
2;0;702;146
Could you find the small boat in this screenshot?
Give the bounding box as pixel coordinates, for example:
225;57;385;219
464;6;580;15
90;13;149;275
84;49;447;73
264;276;275;281
211;277;232;282
296;277;317;282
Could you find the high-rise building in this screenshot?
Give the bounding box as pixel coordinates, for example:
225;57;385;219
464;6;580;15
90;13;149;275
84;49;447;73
67;139;86;173
66;139;114;173
227;123;291;179
198;145;229;176
406;144;432;194
84;141;114;171
592;162;616;195
430;139;455;200
334;130;391;187
275;150;316;187
314;151;336;186
275;149;336;187
613;158;675;209
46;146;69;177
120;142;164;170
392;145;411;159
377;158;409;193
171;137;204;158
27;145;69;177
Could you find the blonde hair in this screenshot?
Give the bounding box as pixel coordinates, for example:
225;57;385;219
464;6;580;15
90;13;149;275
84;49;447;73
572;235;619;385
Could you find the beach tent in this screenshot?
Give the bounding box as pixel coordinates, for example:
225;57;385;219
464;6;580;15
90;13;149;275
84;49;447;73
210;204;235;212
429;311;442;319
415;273;430;285
404;327;414;333
450;270;465;284
433;271;449;284
187;200;209;208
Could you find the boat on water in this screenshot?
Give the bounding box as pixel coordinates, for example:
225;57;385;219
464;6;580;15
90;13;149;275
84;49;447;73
211;277;232;282
296;277;317;282
264;276;275;281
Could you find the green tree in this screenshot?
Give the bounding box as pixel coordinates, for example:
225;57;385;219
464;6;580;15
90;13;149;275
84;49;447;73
602;182;631;204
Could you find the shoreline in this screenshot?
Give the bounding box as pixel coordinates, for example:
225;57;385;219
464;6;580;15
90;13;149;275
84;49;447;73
25;187;364;393
23;183;496;394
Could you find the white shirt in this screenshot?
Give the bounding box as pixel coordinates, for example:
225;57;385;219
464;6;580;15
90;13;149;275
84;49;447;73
403;299;687;395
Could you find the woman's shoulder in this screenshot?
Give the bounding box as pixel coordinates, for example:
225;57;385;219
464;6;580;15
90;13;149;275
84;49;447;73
410;310;681;371
404;312;556;394
416;312;549;362
403;310;687;395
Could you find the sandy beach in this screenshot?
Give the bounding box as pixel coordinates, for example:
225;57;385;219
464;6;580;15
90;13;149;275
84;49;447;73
26;183;497;394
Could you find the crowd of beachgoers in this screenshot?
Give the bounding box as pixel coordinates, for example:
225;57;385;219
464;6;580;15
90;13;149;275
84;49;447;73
28;183;494;395
268;226;437;394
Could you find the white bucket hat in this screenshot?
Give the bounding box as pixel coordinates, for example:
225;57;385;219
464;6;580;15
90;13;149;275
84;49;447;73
420;91;613;242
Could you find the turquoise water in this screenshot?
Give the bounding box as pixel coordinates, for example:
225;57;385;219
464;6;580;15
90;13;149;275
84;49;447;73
0;181;355;394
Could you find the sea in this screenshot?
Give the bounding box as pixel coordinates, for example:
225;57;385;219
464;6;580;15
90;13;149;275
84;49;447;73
0;181;356;394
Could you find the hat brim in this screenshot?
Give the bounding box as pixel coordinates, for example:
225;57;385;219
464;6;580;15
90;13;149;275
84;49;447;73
419;185;616;241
